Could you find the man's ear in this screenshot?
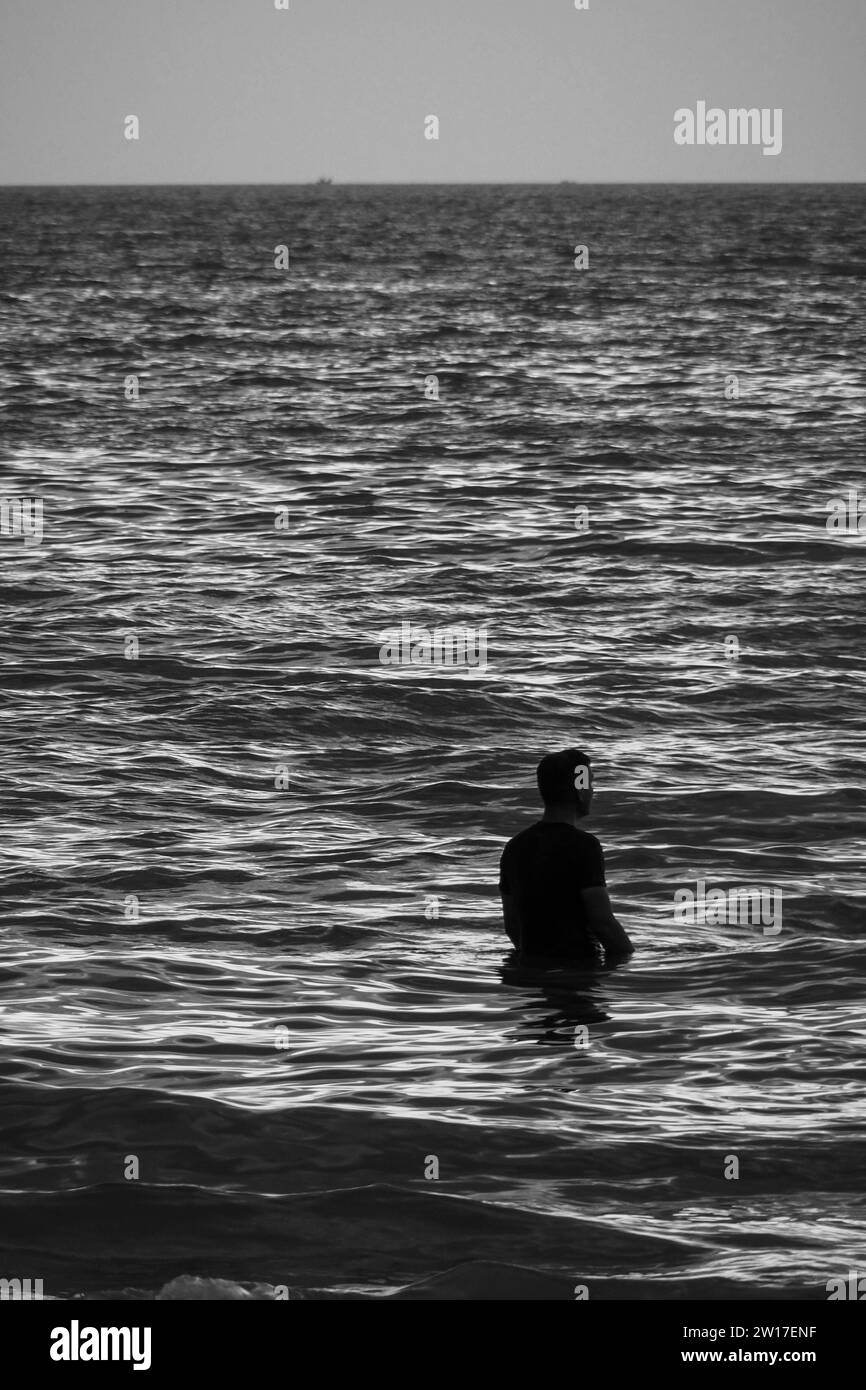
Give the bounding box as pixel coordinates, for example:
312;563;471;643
572;762;592;817
573;764;591;793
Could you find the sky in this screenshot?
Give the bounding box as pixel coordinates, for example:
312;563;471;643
1;0;864;183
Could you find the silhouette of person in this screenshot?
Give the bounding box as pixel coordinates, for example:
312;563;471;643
499;749;634;962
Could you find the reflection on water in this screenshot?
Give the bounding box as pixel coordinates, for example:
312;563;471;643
502;952;614;1046
0;184;864;1297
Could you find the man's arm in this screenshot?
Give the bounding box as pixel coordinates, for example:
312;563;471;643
580;885;635;956
500;890;521;949
499;849;522;949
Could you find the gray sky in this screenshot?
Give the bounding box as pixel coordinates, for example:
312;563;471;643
1;0;863;183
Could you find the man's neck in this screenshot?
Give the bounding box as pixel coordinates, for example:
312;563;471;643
541;806;580;828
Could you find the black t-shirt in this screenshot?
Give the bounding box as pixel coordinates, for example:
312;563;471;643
499;821;606;959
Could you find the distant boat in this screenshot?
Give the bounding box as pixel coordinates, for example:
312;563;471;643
314;177;333;186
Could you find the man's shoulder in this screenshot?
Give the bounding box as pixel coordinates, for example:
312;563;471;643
501;822;543;857
543;824;604;861
569;826;603;853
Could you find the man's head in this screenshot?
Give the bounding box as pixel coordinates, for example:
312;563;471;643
536;748;593;819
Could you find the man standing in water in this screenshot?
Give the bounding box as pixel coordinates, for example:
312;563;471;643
499;749;634;960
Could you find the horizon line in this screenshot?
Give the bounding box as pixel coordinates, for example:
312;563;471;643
2;178;865;189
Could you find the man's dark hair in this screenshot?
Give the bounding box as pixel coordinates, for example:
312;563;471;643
536;748;592;808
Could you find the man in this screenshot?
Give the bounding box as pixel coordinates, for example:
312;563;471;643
499;748;634;961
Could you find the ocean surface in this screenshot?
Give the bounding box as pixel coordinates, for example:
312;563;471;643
0;184;864;1301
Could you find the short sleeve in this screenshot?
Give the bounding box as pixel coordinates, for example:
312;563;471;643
577;834;606;889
